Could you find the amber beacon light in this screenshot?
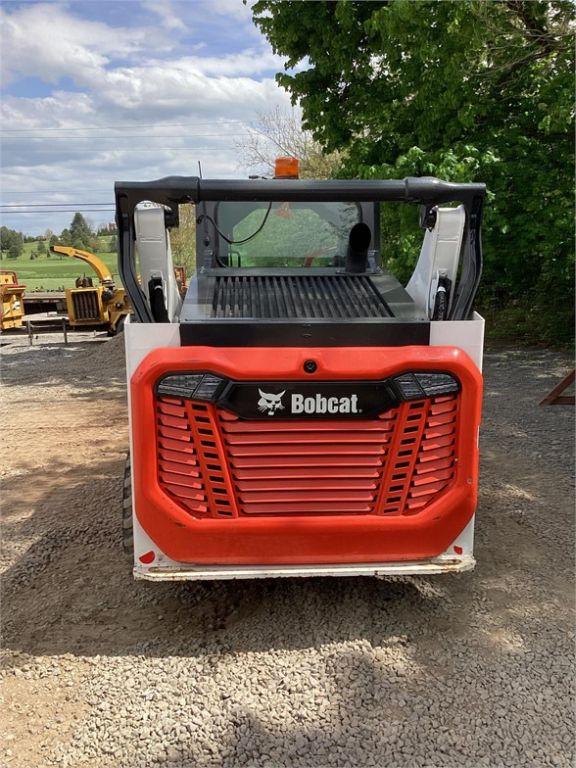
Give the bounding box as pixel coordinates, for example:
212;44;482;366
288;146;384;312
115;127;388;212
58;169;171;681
274;156;299;179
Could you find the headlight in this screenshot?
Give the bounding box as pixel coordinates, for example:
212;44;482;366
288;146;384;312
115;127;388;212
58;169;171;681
393;372;459;401
156;373;226;401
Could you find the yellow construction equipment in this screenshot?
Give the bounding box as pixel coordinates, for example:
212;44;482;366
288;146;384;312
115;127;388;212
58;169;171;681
50;245;130;334
0;270;26;330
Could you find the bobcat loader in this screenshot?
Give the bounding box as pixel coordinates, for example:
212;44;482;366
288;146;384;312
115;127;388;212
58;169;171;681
116;160;485;581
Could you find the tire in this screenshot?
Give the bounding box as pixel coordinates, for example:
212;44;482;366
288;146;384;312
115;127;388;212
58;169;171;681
122;452;134;560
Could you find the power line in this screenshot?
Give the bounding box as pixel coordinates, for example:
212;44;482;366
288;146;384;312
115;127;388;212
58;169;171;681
0;182;245;194
1;203;113;208
1;133;259;141
3;146;244;153
1;208;116;214
0;121;246;132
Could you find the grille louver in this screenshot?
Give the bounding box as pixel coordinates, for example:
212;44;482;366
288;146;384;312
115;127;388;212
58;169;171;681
219;410;396;515
156;397;237;518
377;394;458;514
155;393;459;519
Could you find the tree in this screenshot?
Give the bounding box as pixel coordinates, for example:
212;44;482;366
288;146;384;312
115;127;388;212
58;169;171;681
0;226;10;258
8;238;23;259
93;237;106;253
253;0;575;343
0;226;24;259
36;240;46;254
49;234;59;248
237;107;343;179
69;212;93;250
59;228;72;247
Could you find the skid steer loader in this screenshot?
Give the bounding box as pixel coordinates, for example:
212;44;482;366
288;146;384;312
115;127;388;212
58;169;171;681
116;160;485;581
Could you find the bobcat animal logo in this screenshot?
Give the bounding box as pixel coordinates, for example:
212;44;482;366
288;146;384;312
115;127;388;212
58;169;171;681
257;389;286;416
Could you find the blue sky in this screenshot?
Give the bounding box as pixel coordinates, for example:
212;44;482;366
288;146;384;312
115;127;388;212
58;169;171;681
1;0;294;234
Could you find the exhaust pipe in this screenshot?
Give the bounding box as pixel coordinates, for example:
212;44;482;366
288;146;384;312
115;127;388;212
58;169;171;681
345;223;371;273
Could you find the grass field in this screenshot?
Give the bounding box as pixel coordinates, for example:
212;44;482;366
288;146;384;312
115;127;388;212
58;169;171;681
0;237;118;291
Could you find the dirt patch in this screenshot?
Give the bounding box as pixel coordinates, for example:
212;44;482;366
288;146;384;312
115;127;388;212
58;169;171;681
1;335;574;768
2;663;91;767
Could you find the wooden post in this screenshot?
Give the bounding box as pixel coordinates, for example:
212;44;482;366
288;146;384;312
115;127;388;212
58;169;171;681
62;317;68;345
27;319;33;346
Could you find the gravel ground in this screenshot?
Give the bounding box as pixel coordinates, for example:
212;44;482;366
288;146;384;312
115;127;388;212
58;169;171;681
1;332;574;768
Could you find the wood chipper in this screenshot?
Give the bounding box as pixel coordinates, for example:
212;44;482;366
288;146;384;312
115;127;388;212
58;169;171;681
50;245;130;334
115;162;485;581
0;270;26;331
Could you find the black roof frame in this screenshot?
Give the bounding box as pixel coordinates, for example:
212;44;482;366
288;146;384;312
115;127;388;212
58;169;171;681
115;176;486;324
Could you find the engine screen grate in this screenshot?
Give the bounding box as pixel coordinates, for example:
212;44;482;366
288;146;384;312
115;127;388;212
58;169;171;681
212;274;393;319
72;289;100;321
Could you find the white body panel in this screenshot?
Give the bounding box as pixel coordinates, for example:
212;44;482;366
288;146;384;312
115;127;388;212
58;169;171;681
124;316;482;582
134;207;182;322
430;311;485;371
406;206;466;318
124;316;180;378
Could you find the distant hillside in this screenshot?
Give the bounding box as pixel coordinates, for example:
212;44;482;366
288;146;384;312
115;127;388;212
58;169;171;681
1;235;118;291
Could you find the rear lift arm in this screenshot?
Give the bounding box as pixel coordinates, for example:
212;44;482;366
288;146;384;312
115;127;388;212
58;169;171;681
114;177;486;323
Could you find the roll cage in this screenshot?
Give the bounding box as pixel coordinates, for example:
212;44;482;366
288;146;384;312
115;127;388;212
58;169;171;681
115;176;485;324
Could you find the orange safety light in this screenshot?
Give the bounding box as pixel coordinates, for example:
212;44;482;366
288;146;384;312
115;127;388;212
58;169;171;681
274;156;299;179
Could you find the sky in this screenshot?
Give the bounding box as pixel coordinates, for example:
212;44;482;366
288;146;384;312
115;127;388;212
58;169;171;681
0;0;295;235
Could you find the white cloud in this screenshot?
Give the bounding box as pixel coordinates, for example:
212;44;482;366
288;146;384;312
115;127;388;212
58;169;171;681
209;0;256;21
141;0;187;31
1;91;96;131
0;3;170;86
174;50;284;77
93;62;288;119
1;55;290;129
0;1;293;235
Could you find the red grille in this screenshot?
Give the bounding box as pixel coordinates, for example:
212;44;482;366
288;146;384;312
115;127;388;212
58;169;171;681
377;394;459;515
156;397;238;518
219;410;397;515
155;393;459;519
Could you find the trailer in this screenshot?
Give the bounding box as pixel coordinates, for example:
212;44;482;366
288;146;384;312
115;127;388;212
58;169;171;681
115;161;485;581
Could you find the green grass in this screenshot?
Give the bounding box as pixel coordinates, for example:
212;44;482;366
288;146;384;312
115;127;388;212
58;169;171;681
1;238;118;291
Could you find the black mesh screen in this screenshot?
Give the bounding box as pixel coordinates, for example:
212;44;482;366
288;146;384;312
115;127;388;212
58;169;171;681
212;275;392;320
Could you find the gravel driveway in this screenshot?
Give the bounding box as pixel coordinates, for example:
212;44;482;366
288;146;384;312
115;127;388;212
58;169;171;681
1;333;574;768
